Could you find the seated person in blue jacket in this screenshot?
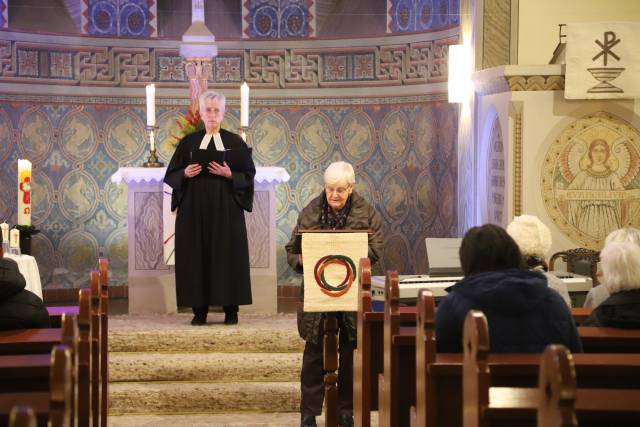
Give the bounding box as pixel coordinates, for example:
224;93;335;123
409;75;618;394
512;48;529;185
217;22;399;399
583;241;640;328
435;224;582;353
0;233;50;330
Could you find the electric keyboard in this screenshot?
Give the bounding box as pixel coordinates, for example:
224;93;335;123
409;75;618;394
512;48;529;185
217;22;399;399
370;271;592;307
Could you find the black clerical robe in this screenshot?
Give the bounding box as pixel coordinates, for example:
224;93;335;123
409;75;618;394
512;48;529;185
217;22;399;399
164;129;255;308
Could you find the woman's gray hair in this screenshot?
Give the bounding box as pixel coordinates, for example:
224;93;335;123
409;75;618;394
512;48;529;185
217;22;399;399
506;214;552;259
198;90;226;111
605;227;640;247
324;161;355;186
601;242;640;294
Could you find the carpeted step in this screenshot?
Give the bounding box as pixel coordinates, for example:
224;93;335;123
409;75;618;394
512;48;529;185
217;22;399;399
109;412;370;427
109;381;300;415
109;314;304;353
110;352;302;382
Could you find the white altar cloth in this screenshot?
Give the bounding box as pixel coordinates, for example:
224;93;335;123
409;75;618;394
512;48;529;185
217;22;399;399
4;254;43;299
111;166;290;184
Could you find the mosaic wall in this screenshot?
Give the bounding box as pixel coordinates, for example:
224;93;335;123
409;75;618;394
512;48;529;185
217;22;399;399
242;0;315;39
0;38;454;88
387;0;459;33
82;0;157;37
0;95;458;289
1;0;6;29
542;111;640;249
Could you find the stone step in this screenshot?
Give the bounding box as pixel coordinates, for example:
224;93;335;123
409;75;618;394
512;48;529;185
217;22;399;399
109;314;304;353
109;412;373;427
109;381;300;415
110;352;302;382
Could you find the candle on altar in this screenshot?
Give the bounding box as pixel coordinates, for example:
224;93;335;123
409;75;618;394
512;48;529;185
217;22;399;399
0;223;8;242
240;82;249;127
17;159;32;226
9;228;19;248
149;130;155;152
146;83;156;127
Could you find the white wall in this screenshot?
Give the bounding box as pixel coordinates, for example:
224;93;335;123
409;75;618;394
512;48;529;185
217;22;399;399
518;0;640;65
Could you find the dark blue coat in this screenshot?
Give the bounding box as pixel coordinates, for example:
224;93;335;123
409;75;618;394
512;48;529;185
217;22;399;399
0;258;50;330
435;269;583;353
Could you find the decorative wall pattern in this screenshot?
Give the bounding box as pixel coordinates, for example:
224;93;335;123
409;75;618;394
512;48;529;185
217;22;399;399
243;0;315;39
0;37;456;88
487;116;505;225
482;0;511;68
0;94;458;289
542;112;640;249
81;0;157;37
387;0;459;33
0;0;6;29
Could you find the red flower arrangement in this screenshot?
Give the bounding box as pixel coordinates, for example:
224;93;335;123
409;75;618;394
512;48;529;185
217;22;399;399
168;109;204;147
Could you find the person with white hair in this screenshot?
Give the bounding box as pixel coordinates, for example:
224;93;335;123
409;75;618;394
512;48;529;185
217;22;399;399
164;90;255;326
584;227;640;309
583;241;640;327
506;215;571;307
285;161;384;427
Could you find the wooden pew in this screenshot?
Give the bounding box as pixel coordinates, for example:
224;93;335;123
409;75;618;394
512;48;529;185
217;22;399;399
77;289;91;427
9;405;37;427
47;259;109;427
98;257;109;427
0;344;72;427
378;270;416;427
464;310;640;427
353;258;375;427
579;326;640;353
90;272;101;427
0;314;77;393
570;307;592;325
409;290;436;427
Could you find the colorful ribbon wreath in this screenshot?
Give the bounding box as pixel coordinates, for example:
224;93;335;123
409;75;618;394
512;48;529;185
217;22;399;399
313;254;357;297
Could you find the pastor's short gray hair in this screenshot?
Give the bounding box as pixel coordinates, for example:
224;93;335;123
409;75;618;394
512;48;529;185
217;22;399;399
198;90;226;111
324;161;355;186
601;242;640;294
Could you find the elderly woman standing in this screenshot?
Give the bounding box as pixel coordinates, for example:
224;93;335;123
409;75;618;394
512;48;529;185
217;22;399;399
285;161;384;427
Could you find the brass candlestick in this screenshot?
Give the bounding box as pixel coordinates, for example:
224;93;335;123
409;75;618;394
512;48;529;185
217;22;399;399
143;125;164;167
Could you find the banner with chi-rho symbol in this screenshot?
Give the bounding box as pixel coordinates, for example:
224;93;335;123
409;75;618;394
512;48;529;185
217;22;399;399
566;22;640;99
302;232;368;312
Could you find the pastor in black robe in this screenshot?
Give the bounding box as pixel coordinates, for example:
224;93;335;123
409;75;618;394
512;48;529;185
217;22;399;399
164;128;255;309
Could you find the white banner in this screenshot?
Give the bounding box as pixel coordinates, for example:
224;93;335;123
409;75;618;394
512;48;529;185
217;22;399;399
565;22;640;99
302;232;368;312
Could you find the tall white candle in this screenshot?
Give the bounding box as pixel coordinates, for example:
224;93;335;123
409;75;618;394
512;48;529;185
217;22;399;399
17;159;32;226
0;223;8;242
146;84;156;127
9;228;19;248
240;82;249;127
149;130;155;152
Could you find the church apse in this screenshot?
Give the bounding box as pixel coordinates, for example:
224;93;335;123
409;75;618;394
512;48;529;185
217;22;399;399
0;98;458;289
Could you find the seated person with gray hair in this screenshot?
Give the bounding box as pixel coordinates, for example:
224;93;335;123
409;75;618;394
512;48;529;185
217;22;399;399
506;214;571;307
0;233;50;330
584;227;640;309
285;161;384;427
583;241;640;328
